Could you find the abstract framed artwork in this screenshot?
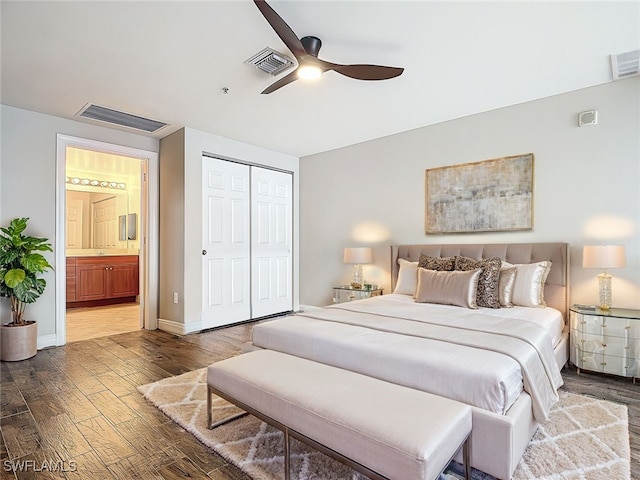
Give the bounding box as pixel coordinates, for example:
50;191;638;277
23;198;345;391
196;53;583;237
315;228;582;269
425;153;534;234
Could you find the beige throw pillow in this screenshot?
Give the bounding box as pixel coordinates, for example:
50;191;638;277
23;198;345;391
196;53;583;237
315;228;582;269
415;268;481;309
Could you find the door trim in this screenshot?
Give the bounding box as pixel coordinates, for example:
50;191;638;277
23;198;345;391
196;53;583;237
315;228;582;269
55;134;159;346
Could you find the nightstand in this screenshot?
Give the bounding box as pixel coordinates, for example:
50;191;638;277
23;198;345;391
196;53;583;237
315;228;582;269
332;285;383;304
570;305;640;382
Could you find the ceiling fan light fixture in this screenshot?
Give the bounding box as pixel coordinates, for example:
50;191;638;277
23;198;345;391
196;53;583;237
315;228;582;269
298;65;322;80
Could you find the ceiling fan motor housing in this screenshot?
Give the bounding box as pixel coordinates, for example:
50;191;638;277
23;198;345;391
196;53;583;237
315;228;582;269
301;36;322;57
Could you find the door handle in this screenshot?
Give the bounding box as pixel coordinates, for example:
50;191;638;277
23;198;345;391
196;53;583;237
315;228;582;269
202;250;207;255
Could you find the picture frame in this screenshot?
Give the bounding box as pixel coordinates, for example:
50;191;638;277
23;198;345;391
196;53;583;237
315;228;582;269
425;153;534;234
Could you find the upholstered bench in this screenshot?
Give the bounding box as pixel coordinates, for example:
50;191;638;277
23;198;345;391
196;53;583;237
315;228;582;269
207;349;472;480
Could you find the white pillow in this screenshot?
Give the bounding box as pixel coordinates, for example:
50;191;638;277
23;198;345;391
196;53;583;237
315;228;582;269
498;266;517;307
505;261;552;307
394;259;419;295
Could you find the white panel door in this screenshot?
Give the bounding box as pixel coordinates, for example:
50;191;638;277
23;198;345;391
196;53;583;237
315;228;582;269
251;166;293;318
202;157;251;329
66;198;83;249
92;196;117;248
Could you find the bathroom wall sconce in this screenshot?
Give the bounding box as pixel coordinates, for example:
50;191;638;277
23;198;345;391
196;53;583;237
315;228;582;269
66;177;126;189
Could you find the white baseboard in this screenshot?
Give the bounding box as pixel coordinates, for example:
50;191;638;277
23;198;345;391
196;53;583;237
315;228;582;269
157;318;202;336
299;304;324;312
38;334;57;350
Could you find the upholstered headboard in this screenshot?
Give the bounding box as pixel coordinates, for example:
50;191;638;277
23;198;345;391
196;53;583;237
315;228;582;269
391;243;570;320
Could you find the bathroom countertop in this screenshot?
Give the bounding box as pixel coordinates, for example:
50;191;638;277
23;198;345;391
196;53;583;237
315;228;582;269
66;249;139;257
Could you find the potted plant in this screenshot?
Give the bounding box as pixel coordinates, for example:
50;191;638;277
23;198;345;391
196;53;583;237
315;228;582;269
0;217;53;361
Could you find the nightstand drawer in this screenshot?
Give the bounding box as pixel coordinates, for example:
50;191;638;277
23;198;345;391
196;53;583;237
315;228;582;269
574;350;637;377
577;333;629;355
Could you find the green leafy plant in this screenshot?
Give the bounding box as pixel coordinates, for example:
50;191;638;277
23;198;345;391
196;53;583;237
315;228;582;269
0;218;53;326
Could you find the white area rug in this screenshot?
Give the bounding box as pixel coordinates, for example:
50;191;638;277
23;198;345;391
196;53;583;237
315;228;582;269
138;368;630;480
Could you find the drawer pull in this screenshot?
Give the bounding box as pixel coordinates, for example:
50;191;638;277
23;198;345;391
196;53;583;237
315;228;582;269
601;362;607;366
580;339;585;343
602;343;607;347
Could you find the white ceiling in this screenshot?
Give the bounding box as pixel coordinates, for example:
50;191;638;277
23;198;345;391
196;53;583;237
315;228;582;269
2;1;638;158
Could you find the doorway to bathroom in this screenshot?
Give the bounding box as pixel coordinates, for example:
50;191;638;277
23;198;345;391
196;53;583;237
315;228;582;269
65;147;143;342
55;135;159;346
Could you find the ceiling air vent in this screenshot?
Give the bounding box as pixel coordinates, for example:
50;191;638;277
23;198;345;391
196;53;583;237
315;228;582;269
245;47;294;76
76;104;169;134
610;49;640;80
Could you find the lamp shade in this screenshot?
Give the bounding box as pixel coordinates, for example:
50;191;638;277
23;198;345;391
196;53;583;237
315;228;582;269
343;247;372;264
583;245;626;269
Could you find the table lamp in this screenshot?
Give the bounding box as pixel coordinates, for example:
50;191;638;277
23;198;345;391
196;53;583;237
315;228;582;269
343;247;372;289
582;245;626;309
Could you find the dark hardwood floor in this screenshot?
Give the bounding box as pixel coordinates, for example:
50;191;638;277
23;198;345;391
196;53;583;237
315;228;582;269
1;324;638;479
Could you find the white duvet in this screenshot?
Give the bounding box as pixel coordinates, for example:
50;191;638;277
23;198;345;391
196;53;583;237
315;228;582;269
252;294;564;420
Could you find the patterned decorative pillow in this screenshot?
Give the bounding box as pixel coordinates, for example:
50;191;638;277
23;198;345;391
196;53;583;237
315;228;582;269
418;254;455;271
453;256;502;308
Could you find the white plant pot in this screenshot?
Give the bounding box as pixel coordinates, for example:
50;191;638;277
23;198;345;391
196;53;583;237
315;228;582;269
0;321;37;361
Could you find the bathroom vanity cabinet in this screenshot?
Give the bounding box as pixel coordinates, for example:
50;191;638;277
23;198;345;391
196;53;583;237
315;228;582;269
67;255;139;307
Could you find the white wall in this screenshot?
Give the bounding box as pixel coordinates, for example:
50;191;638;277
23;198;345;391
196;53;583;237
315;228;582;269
299;78;640;309
0;105;158;346
158;127;300;334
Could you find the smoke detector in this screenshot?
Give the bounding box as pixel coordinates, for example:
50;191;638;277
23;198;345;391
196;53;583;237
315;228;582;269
245;47;295;76
610;49;640;80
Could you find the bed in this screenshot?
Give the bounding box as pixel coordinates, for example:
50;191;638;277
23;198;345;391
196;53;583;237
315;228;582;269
251;243;570;479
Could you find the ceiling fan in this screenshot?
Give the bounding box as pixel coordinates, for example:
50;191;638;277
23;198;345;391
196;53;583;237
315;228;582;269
253;0;404;94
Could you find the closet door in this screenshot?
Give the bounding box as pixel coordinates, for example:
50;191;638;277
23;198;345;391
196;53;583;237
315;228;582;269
202;157;251;329
251;166;293;318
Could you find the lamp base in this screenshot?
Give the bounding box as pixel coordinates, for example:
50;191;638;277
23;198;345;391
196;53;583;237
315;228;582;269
597;271;612;310
351;264;363;289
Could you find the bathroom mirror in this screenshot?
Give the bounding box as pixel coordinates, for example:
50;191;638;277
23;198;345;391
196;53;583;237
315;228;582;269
66;188;129;250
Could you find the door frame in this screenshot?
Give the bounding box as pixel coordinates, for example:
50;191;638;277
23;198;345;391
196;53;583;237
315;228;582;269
55;134;159;345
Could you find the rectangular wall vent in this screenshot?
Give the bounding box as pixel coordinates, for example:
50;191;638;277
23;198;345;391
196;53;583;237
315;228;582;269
611;49;640;80
76;104;169;133
245;47;294;76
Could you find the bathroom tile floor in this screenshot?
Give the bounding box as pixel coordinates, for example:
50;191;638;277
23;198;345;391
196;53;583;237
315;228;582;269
66;302;141;343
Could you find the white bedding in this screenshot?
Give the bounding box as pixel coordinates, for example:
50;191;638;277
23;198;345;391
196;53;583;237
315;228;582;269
383;293;565;348
252;294;563;420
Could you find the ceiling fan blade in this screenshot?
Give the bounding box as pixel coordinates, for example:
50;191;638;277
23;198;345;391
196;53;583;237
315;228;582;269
253;0;306;59
331;64;404;81
261;69;301;94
